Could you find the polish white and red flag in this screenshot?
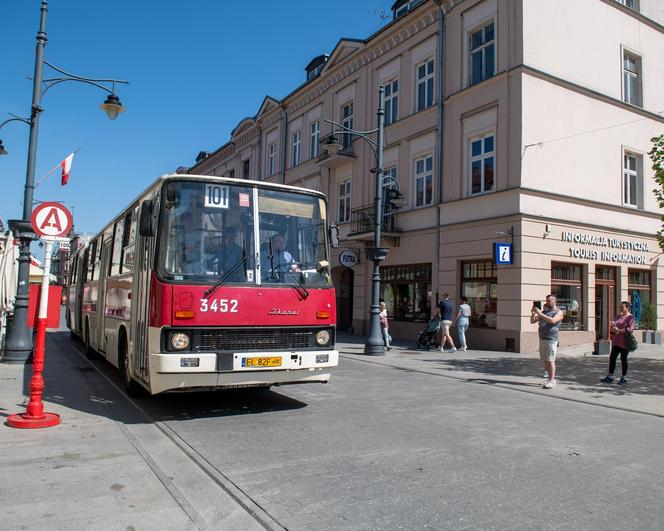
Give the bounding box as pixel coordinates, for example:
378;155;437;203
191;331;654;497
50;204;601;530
61;153;74;185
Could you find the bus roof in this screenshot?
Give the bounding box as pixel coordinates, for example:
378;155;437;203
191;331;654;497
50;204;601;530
80;173;328;244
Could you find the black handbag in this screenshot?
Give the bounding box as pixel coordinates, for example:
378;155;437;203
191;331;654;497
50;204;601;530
626;332;638;352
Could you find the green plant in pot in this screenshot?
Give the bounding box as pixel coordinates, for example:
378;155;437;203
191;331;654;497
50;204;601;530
640;302;659;344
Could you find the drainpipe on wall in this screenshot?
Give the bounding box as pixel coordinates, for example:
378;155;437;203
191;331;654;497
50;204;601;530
257;126;263;180
433;0;446;306
280;104;289;184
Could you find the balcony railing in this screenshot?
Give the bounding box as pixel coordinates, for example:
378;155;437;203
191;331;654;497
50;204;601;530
349;203;399;236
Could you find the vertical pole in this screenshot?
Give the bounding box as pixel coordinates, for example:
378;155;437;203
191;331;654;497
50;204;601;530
3;0;48;363
364;85;386;355
7;239;61;428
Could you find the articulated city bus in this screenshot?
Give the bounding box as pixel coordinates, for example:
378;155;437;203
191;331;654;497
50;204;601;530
67;174;339;395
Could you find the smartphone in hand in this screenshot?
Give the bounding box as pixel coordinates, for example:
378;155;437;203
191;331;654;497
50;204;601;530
533;300;542;310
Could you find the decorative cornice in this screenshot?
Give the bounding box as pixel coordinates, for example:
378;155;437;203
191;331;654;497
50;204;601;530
283;7;437;115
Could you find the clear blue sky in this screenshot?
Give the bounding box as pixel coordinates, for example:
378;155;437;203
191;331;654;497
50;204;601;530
0;0;394;236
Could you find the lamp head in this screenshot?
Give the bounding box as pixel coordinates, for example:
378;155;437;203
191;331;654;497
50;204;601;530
0;140;7;156
321;134;342;156
100;94;125;120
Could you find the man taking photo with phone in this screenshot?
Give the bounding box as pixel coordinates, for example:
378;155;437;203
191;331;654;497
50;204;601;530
531;295;564;389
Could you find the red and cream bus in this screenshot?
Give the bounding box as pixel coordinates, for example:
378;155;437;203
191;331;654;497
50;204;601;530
67;174;339;395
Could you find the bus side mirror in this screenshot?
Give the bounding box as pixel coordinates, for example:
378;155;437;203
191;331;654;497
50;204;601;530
329;223;340;248
139;199;156;237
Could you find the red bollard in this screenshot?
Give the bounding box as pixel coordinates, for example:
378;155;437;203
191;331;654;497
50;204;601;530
7;239;60;429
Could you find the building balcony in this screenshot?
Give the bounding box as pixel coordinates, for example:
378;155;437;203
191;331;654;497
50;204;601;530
347;204;401;247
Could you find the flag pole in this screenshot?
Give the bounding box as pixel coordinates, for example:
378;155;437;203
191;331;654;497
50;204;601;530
34;147;81;189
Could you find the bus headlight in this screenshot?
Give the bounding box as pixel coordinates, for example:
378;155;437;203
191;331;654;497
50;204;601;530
170;332;191;351
315;329;331;347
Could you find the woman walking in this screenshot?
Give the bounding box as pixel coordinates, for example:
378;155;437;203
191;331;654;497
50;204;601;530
456;297;472;351
379;301;391;351
601;301;636;385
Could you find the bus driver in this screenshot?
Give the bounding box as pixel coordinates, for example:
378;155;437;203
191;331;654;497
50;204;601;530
261;233;300;280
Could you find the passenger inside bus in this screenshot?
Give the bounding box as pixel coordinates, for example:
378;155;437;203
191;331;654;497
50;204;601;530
209;226;245;282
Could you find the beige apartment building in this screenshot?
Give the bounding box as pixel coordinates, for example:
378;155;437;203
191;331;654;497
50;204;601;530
186;0;664;352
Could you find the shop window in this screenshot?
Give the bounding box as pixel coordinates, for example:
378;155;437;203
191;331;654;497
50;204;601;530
380;263;431;321
628;269;651;327
461;260;497;328
551;263;583;330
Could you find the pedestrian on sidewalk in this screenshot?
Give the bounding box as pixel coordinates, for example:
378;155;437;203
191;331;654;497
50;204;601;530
601;301;635;385
456;297;472;351
438;293;457;352
531;295;563;389
379;301;391;351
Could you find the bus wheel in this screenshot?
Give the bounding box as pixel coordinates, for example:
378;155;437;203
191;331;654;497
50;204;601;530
84;321;95;359
119;337;145;397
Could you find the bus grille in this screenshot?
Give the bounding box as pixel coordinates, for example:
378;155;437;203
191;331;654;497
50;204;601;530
192;328;327;352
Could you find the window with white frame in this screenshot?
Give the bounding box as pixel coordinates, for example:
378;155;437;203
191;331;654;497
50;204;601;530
268;143;276;176
623;52;642;107
469;21;495;86
384;79;399;125
416;59;434;112
414;155;433;207
310;121;320;159
292;131;301;167
341;102;354;152
623;152;641;207
338;180;351;223
470;133;495;195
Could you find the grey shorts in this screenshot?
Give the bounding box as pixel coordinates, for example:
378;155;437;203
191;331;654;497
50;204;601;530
441;320;453;335
539;340;557;362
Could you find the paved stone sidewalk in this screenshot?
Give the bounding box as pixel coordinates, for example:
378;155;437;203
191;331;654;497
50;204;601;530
0;332;266;531
337;333;664;417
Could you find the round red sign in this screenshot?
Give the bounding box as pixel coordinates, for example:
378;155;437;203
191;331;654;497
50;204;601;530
30;202;73;238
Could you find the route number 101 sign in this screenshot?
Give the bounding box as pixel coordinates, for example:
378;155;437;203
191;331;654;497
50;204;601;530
205;185;229;209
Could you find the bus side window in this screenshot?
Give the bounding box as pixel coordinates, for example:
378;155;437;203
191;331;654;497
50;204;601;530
110;219;124;276
87;241;97;281
121;207;136;273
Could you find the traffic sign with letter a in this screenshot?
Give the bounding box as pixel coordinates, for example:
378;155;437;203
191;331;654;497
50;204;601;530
31;202;73;238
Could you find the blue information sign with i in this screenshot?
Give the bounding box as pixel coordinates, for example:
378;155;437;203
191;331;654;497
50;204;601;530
494;243;512;265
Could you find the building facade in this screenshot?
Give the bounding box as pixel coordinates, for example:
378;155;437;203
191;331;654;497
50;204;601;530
186;0;664;352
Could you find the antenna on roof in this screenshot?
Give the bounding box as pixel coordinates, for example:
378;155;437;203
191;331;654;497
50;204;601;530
372;8;389;26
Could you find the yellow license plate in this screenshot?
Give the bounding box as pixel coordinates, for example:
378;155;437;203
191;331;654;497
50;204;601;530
243;356;282;368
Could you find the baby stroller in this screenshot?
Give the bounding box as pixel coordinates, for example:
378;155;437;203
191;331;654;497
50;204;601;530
416;316;442;350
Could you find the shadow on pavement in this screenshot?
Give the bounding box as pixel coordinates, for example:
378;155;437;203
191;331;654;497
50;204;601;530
422;355;664;397
15;331;307;425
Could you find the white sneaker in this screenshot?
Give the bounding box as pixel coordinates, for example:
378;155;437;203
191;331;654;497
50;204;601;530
459;347;467;351
541;371;549;379
445;347;457;353
543;379;556;389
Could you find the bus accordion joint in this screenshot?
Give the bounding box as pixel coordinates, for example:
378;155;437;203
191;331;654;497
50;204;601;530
316;311;330;319
175;310;196;319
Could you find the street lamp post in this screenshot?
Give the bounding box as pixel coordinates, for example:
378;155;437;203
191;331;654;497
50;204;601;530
322;85;397;355
1;0;127;363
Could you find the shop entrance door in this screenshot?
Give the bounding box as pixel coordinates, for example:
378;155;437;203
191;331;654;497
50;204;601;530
595;266;617;340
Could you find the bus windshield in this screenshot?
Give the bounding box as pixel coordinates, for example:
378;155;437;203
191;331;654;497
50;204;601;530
159;180;331;287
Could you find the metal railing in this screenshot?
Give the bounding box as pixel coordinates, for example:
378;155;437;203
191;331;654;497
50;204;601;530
349;203;399;235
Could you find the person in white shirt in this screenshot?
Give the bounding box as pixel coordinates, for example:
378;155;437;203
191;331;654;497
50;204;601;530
456;297;472;351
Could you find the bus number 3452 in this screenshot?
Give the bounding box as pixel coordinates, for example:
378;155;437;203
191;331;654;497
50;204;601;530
200;299;239;313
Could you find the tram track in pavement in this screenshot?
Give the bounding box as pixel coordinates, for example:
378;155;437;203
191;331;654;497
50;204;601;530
57;333;287;531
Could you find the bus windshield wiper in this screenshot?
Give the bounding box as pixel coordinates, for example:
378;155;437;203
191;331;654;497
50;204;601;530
203;254;248;298
287;274;309;299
